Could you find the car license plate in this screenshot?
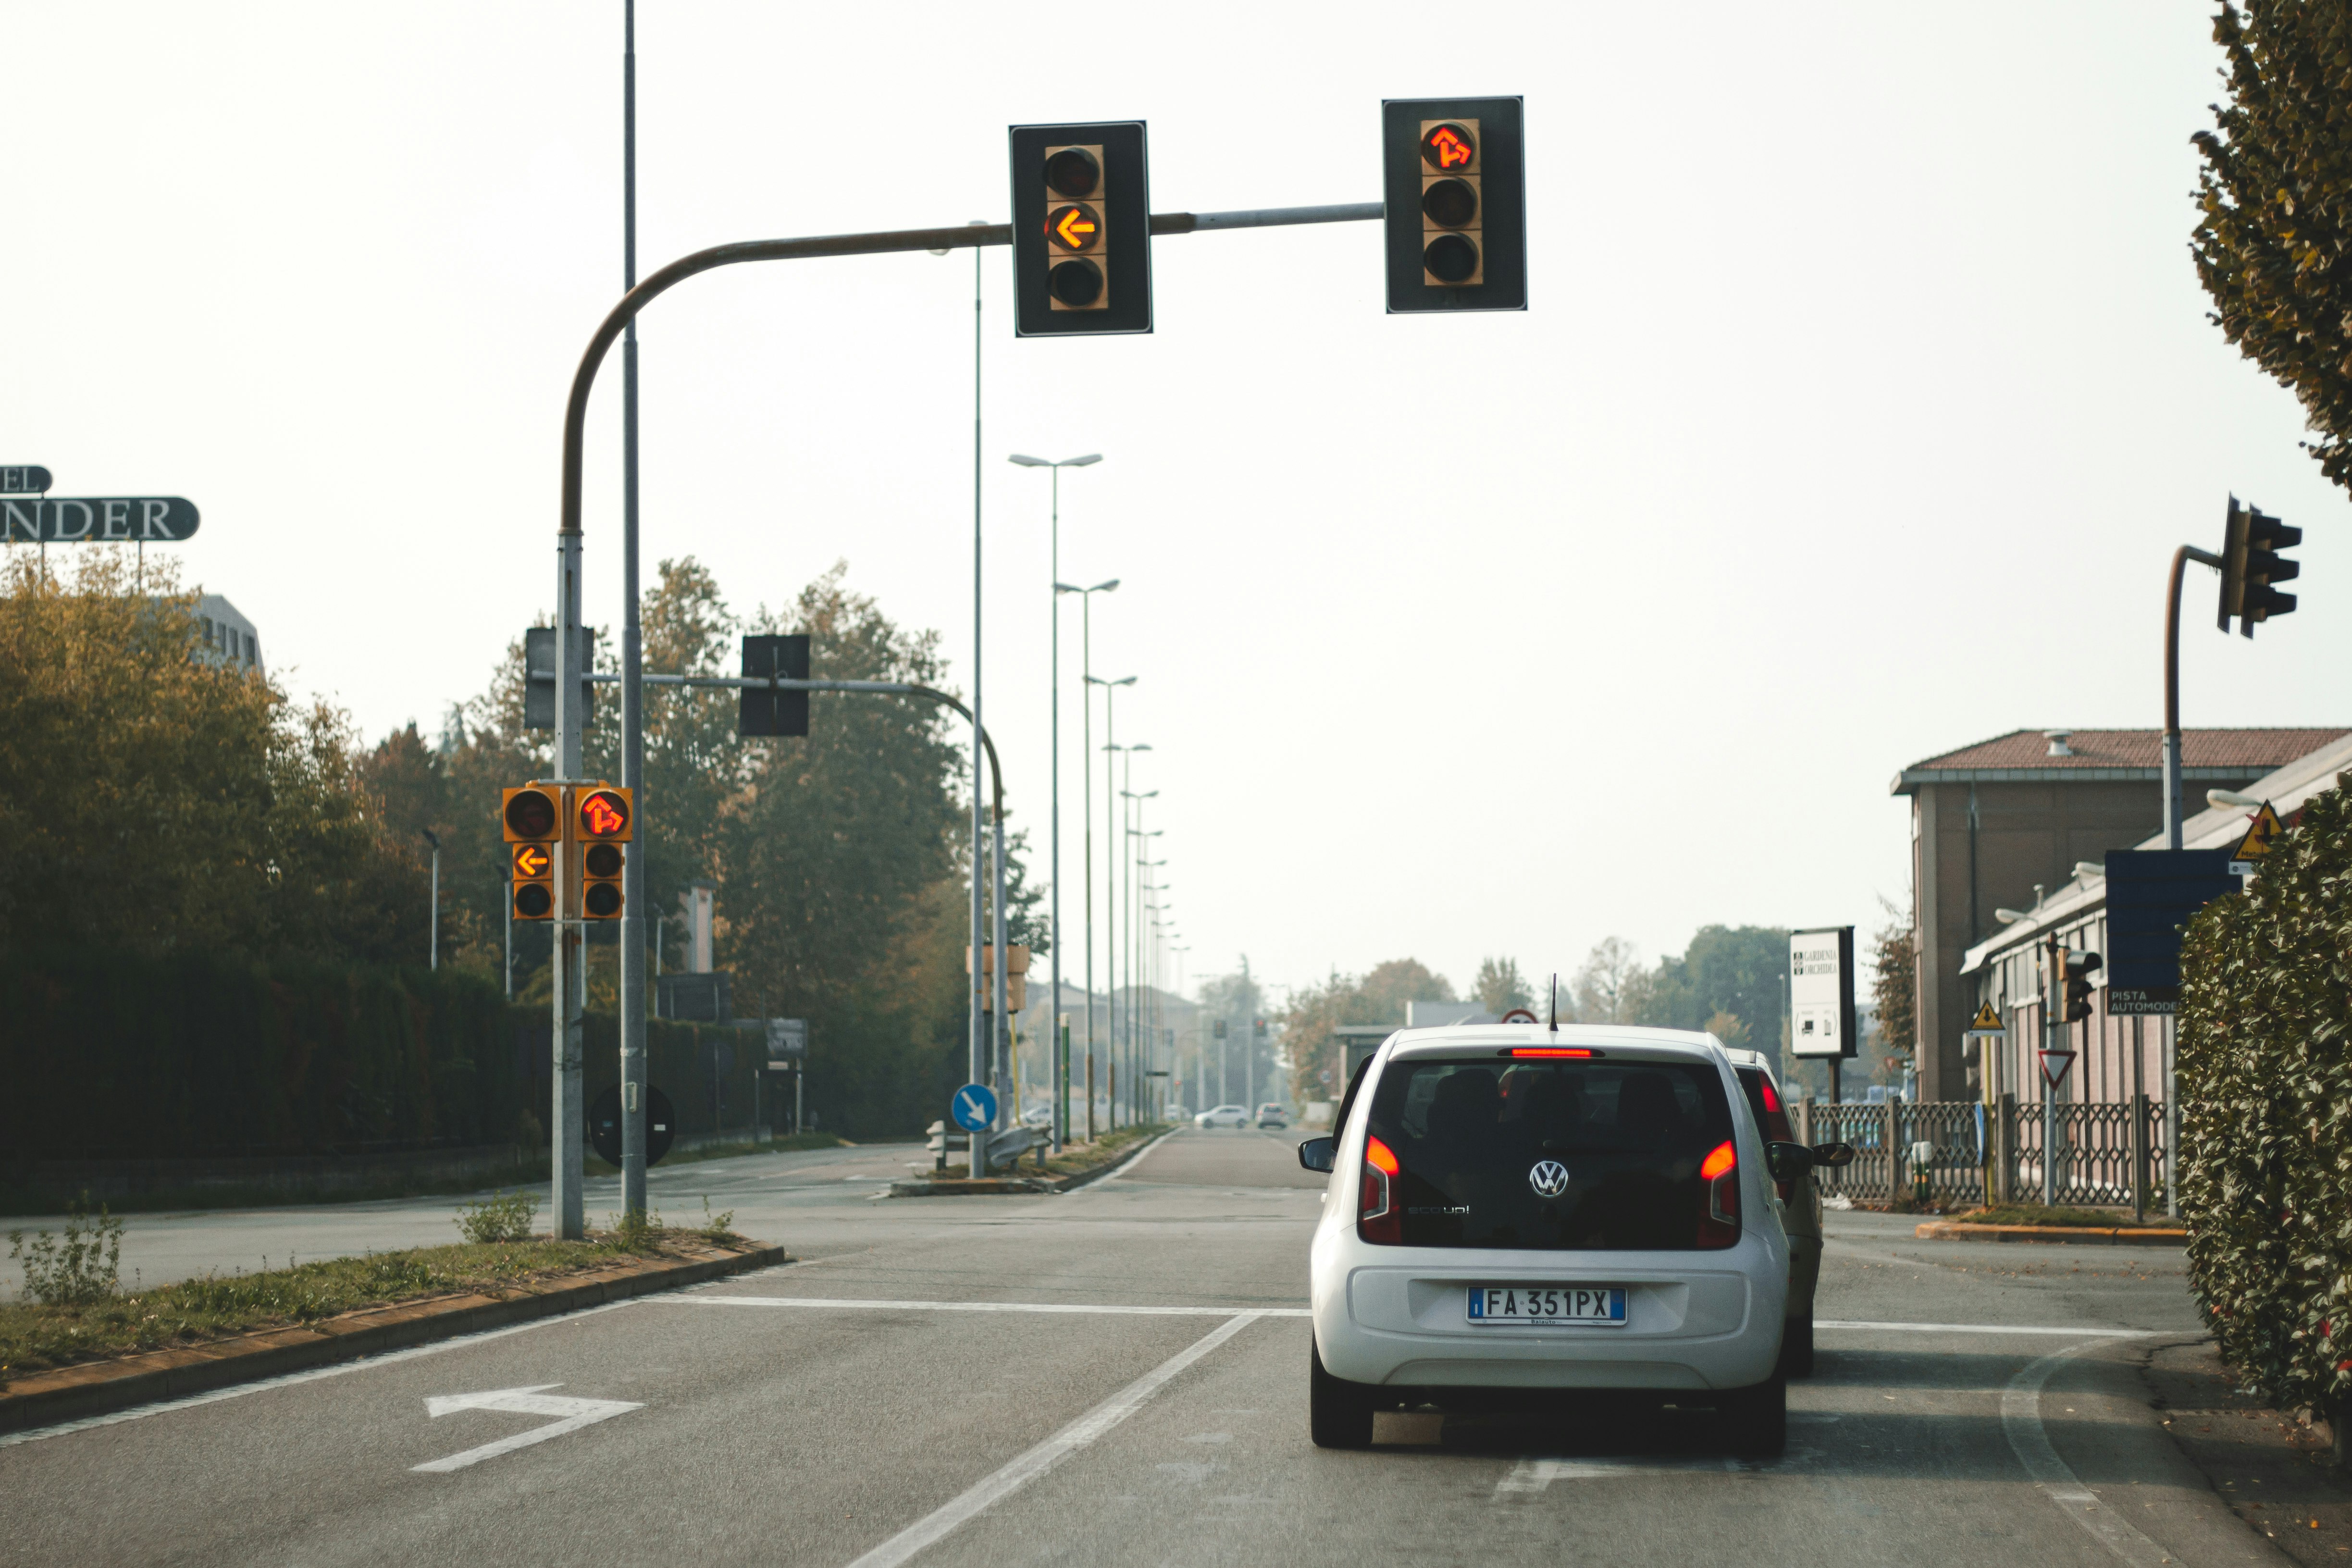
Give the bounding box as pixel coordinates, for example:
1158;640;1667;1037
1466;1285;1627;1325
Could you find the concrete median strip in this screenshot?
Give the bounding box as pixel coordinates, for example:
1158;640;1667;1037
0;1242;784;1438
888;1126;1181;1198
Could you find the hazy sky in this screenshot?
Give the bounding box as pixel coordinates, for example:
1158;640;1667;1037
9;3;2343;1010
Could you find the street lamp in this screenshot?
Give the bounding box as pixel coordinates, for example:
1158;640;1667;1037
1012;453;1102;1152
1060;583;1119;1120
420;829;441;972
1089;678;1136;1131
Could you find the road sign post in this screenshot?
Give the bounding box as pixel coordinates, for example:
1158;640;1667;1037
952;1082;998;1178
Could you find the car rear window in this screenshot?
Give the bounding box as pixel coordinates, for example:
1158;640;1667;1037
1364;1057;1736;1250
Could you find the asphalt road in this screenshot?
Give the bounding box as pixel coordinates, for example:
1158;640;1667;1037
0;1127;2275;1568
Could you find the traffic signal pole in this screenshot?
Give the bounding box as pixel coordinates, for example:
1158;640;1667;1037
550;200;1383;1188
617;0;650;1228
2161;543;2223;850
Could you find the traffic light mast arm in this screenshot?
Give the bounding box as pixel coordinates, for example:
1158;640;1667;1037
2162;542;2225;849
557;204;1383;542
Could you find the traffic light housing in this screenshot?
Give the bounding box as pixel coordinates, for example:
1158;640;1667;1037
511;840;554;921
2064;950;2102;1024
1010;121;1152;337
574;784;631;921
1383;97;1526;313
2218;497;2301;637
503;785;560;921
522;627;597;730
740;634;811;738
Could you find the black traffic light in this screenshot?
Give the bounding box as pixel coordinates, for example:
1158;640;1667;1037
574;784;631;921
1213;1019;1227;1040
1383;97;1527;313
2219;497;2301;637
1010;122;1151;337
2064;950;2102;1024
1253;1017;1268;1041
740;634;811;738
503;785;559;921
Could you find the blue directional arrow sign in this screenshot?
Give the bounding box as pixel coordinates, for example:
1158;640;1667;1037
951;1082;997;1132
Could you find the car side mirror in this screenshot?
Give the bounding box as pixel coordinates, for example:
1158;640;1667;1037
1298;1136;1337;1174
1765;1141;1812;1184
1808;1141;1858;1169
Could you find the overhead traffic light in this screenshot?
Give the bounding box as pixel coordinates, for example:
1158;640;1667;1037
503;785;560;921
2218;497;2301;637
2063;950;2102;1024
1010;121;1151;337
574;783;631;921
740;634;811;738
1383;97;1526;313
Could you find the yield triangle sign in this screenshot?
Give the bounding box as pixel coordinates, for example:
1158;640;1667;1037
2232;802;2284;861
2038;1049;2075;1087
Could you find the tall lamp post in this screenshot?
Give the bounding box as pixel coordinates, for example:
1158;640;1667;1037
421;829;441;971
1121;779;1158;1121
1010;452;1102;1155
1061;583;1118;1139
1089;680;1136;1125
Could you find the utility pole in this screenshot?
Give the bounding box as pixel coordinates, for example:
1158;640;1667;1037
2043;932;2061;1207
421;829;440;971
968;238;988;1171
617;0;650;1228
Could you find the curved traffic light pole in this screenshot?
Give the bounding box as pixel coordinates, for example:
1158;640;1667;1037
549;199;1381;1229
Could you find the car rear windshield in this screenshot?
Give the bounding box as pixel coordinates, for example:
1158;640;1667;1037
1364;1057;1736;1250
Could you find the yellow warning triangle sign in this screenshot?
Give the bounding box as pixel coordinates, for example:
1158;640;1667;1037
2232;801;2284;860
1968;1002;2004;1034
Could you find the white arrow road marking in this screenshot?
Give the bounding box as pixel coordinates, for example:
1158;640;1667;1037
412;1383;643;1474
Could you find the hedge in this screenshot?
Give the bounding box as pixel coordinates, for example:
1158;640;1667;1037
0;949;525;1161
2179;772;2352;1414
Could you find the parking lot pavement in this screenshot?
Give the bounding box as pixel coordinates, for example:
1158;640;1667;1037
0;1130;2275;1568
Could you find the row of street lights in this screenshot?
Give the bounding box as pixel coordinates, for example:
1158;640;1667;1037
1009;455;1182;1145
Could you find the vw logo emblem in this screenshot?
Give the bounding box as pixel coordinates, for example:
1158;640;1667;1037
1528;1160;1570;1198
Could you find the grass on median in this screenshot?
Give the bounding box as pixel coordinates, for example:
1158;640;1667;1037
0;1222;758;1386
583;1130;848;1175
1031;1122;1172;1181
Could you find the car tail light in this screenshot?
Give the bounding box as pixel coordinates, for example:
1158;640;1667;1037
1697;1138;1739;1248
1758;1077;1796;1199
1359;1135;1402;1245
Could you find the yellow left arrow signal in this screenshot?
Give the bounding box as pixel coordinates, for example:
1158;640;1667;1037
1049;204;1100;251
513;843;551;879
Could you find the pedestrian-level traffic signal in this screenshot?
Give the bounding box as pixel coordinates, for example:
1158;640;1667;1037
511;840;555;921
1382;98;1526;313
504;784;560;921
2218;497;2301;637
574;783;631;921
2064;950;2102;1024
1010;121;1152;336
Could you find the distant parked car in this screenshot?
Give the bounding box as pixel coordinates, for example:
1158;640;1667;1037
1195;1104;1250;1129
1256;1103;1289;1129
1021;1105;1052;1128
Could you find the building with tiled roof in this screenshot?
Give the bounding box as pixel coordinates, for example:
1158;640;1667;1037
1893;727;2348;1101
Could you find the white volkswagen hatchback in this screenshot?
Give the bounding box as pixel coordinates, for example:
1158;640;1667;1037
1299;1025;1852;1455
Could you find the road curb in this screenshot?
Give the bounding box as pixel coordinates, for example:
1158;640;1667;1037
888;1126;1180;1199
1915;1221;2187;1247
0;1242;785;1435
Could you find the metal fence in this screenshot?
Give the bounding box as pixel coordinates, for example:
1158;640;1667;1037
1792;1096;2167;1211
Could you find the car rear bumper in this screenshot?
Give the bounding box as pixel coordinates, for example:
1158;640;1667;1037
1311;1246;1786;1391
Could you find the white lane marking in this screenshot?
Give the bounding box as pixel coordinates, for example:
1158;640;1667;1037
2003;1340;2174;1567
841;1311;1262;1568
1082;1126;1183;1184
1819;1320;2157;1338
412;1383;643;1474
644;1294;1311;1318
0;1299;636;1450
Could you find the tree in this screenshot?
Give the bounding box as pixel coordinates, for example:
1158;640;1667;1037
1704;1011;1752;1050
0;550;424;964
1869;899;1919;1080
1572;938;1650;1024
1473;955;1533;1015
1278;957;1453;1106
1639;926;1789;1039
2191;3;2352;494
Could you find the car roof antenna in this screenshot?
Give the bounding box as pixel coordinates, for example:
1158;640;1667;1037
1548;973;1560;1033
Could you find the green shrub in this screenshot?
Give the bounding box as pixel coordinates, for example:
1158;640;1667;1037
7;1193;124;1305
453;1190;539;1244
2178;772;2352;1413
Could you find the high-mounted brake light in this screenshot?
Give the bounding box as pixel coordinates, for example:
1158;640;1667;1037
1359;1135;1402;1245
1506;1047;1599;1059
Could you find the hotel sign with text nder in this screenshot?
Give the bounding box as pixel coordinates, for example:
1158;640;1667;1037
3;496;200;543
